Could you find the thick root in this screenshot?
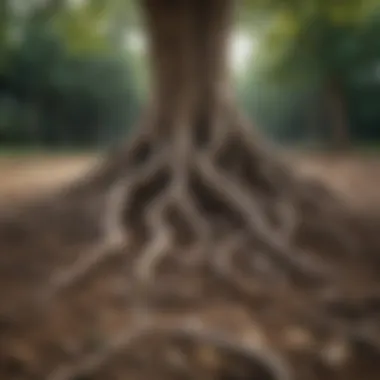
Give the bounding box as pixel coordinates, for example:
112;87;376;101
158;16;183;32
1;105;380;380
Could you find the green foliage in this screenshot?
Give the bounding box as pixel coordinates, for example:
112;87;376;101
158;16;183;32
239;0;380;144
0;0;142;149
242;0;378;80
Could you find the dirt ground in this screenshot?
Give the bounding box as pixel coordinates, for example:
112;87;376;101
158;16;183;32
0;151;379;379
0;154;95;205
0;151;379;210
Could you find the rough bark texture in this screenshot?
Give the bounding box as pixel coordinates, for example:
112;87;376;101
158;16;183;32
0;1;380;380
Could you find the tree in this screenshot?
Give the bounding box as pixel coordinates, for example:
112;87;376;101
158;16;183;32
238;1;380;146
0;0;140;148
247;0;379;149
1;1;380;379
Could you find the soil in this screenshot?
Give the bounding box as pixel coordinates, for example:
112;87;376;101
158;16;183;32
0;150;379;380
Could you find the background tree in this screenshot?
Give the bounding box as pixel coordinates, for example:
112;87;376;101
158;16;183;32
1;0;380;150
0;0;141;149
241;0;380;149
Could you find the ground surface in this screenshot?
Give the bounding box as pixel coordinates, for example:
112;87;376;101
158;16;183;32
0;154;95;205
0;150;380;379
0;151;379;209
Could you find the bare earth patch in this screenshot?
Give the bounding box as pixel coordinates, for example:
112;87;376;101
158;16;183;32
0;155;95;205
287;152;380;210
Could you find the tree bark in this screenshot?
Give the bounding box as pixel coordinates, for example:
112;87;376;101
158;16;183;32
142;0;234;140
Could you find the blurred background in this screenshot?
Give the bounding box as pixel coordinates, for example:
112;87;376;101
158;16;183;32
0;0;379;204
1;0;380;151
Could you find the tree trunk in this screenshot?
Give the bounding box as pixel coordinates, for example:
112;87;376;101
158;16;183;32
142;0;233;140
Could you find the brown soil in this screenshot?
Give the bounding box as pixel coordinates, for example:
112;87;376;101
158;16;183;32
0;155;94;205
0;151;379;380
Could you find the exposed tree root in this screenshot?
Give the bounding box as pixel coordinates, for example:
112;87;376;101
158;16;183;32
1;101;380;380
48;316;291;380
